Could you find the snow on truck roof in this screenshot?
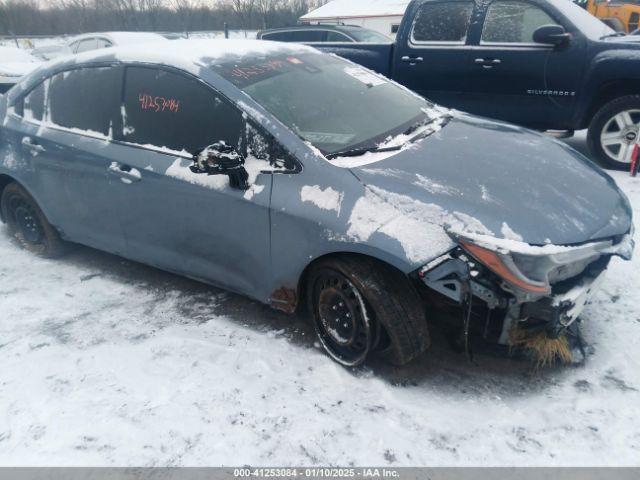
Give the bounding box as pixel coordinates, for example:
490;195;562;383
300;0;410;20
67;39;314;69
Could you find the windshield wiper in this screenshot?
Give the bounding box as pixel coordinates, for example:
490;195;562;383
401;113;451;140
326;144;403;160
326;113;452;160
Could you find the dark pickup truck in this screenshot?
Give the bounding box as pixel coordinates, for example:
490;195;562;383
312;0;640;170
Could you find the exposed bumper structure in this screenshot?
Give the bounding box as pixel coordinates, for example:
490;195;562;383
418;233;634;347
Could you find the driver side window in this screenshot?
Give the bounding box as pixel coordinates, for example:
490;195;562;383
482;0;559;44
121;66;244;154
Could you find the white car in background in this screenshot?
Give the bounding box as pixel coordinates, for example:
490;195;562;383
0;46;42;94
32;31;169;60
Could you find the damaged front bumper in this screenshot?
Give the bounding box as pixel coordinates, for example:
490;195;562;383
418;233;634;346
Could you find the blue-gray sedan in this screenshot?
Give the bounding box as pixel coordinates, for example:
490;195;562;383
0;40;634;366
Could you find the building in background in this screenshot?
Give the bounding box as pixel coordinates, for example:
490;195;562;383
300;0;410;38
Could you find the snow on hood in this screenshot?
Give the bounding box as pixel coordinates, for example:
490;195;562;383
0;47;41;77
604;35;640;43
347;113;633;248
0;61;41;77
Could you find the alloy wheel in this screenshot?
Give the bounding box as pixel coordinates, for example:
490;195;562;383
600;109;640;164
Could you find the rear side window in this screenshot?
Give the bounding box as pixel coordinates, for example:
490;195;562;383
288;30;326;42
76;38;98;53
122;67;244;154
482;0;558;43
48;66;123;136
262;31;291;41
411;1;474;43
326;31;353;42
23;81;46;122
96;38;113;49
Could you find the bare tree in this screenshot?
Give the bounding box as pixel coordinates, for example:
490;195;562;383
0;0;324;36
256;0;282;29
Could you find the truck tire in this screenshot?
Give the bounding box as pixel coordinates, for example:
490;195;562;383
588;95;640;170
307;256;430;367
0;182;66;258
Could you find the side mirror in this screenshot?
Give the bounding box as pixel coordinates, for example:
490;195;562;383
533;24;571;46
191;142;250;190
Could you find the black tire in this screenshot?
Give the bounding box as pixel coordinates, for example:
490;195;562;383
0;182;66;258
306;256;430;367
588;95;640;170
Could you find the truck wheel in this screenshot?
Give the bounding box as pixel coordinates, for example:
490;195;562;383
0;182;66;258
307;256;430;367
588;95;640;170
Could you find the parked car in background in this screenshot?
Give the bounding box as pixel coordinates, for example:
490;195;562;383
0;46;42;94
0;40;633;367
31;31;168;60
257;24;391;43
311;0;640;170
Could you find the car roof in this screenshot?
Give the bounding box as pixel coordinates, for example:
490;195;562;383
49;39;316;74
69;31;168;45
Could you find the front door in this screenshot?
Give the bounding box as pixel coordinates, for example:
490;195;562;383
461;0;587;128
393;0;476;110
110;66;273;299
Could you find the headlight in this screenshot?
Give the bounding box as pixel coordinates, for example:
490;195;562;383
459;240;551;294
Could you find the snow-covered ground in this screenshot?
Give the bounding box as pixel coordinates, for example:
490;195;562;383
0;134;638;466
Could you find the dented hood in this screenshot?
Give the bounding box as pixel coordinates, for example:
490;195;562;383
348;114;633;246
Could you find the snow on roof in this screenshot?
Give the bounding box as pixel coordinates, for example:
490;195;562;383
301;0;410;20
104;31;168;44
66;39;314;73
69;31;168;46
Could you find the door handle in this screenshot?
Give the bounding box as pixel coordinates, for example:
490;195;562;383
474;58;501;69
21;136;45;154
108;162;141;183
401;56;424;64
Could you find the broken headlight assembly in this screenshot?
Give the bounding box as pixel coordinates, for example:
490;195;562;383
417;232;634;356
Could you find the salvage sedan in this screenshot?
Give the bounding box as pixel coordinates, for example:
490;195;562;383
0;40;634;367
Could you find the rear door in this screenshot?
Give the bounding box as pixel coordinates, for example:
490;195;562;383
4;79;72;230
110;66;274;297
393;0;476;109
462;0;587;127
41;65;128;254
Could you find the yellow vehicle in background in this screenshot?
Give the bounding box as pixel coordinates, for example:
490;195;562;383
584;0;640;33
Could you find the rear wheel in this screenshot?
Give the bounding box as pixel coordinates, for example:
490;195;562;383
307;256;430;367
0;182;66;257
588;95;640;170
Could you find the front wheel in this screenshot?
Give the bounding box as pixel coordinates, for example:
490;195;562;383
0;182;66;257
588;95;640;170
307;256;430;367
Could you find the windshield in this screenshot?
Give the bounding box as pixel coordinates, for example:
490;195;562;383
553;0;615;39
348;29;392;43
214;52;441;156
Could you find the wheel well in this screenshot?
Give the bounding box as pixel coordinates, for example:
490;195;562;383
582;80;640;130
295;252;411;315
0;174;16;223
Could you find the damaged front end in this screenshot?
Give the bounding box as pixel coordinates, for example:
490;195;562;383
417;231;635;364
